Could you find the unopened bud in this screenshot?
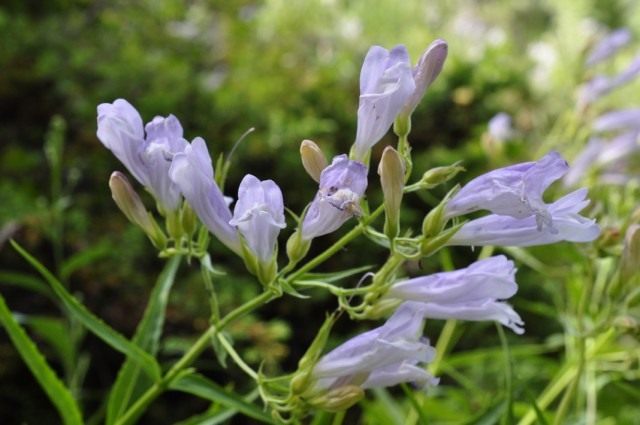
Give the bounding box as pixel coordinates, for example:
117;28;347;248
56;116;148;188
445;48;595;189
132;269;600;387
378;146;405;241
181;204;197;236
109;171;166;248
308;385;365;412
422;184;459;238
300;140;328;183
286;229;311;264
421;163;465;189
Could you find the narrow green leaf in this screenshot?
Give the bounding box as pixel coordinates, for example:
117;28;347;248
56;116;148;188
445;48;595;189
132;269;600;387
11;240;161;379
0;270;52;296
462;398;507;425
20;314;75;376
0;294;83;425
174;388;261;425
61;241;113;280
107;255;181;424
169;373;275;424
401;384;429;425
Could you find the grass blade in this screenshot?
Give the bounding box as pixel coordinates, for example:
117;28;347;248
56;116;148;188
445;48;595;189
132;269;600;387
11;239;161;379
169;373;275;424
0;293;83;425
106;255;181;424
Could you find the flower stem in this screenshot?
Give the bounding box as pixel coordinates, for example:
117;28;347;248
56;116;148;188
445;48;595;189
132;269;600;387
285;204;385;284
115;290;276;425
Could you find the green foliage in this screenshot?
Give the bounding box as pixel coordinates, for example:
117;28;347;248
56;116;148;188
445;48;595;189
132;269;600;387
1;0;640;423
0;294;83;425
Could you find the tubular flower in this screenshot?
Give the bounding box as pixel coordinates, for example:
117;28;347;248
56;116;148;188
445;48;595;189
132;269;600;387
384;256;524;334
593;108;640;133
309;302;437;400
448;188;600;247
168;138;240;254
399;39;448;118
586;28;631;67
445;151;569;231
353;45;415;161
230;174;285;265
301;155;368;240
97;99;187;213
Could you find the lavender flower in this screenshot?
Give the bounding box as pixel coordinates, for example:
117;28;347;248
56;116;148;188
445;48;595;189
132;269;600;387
586;28;632;67
301;155;368;240
169;138;241;254
487;112;514;142
448;188;600;247
385;256;523;334
593;109;640;133
563;138;603;187
579;54;640;107
311;302;436;393
353;45;415;161
230;174;285;264
564;132;639;186
445;151;569;230
97;99;188;213
400;39;448;117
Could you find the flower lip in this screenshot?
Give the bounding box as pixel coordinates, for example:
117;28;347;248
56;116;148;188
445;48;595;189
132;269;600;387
445;151;570;232
353;44;415;161
230;174;285;263
301;155;368;240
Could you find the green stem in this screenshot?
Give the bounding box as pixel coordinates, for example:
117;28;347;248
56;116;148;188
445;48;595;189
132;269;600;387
331;410;346;425
497;324;514;425
292;280;371;296
284;204;385;284
517;330;613;425
429;319;458;376
115;290;276;425
217;333;258;380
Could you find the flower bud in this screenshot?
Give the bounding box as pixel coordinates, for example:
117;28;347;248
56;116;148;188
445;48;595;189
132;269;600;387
405;163;464;193
286;229;311;264
109;171;166;248
307;385;365;412
378;146;405;241
300;140;328;183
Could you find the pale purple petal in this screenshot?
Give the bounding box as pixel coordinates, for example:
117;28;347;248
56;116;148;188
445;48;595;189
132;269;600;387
487;112;514;142
143;115;189;211
593;109;640;133
97;99;148;186
388;256;517;304
301;155;368;240
579;54;640;106
445;151;569;230
362;362;438;390
353;45;415;161
563;138;604;187
586;28;632;67
312;302;434;391
230;174;285;263
97;100;189;212
169;138;240;253
448;189;600;247
401;39;448;116
417;301;525;335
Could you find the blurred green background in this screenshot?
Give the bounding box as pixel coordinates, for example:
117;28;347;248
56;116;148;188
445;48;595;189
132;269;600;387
1;0;639;423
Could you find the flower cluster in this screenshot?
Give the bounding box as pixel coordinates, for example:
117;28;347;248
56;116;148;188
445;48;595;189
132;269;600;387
97;38;600;417
566;28;640;187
